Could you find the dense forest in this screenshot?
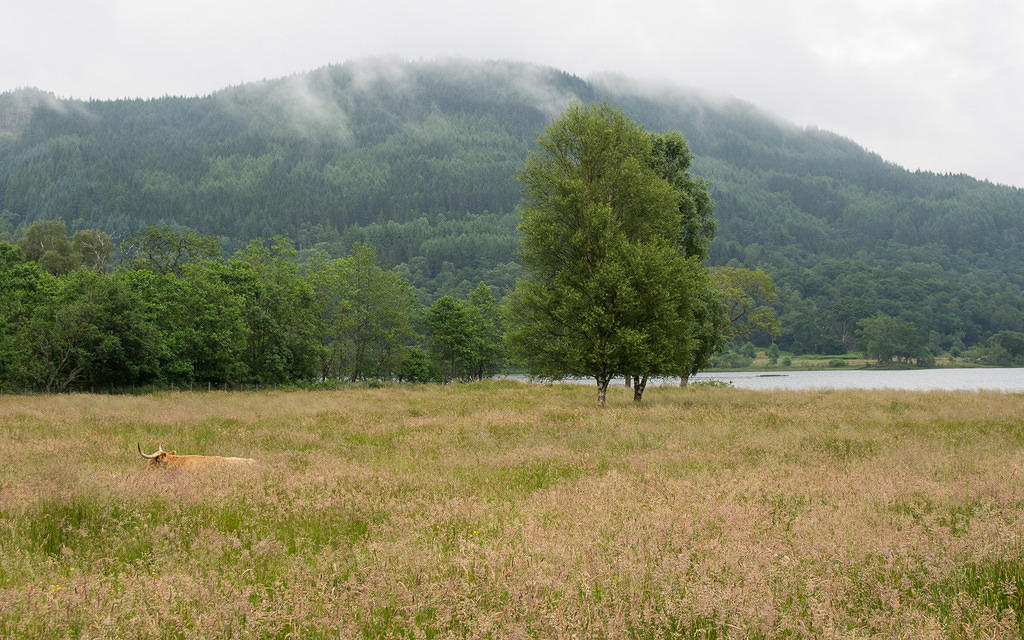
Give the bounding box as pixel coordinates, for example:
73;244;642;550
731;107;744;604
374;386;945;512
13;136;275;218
0;224;511;392
2;58;1023;360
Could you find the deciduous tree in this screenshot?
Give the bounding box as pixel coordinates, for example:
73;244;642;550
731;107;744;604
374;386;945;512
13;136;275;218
711;266;780;341
120;224;220;275
338;243;417;381
857;314;926;365
19;220;78;275
505;103;720;406
428;296;472;382
71;229;113;273
465;282;505;380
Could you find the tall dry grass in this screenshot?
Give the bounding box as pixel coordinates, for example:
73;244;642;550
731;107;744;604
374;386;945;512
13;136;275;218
1;381;1022;638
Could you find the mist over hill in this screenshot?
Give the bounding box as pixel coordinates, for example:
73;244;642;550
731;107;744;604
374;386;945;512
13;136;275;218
1;58;1022;354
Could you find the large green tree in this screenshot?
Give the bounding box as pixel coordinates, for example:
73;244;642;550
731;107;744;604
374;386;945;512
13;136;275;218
0;245;48;389
426;284;506;383
465;282;506;380
228;238;318;385
334;243;417;382
308;254;355;381
428;296;473;382
711;266;780;342
71;229;114;273
14;269;166;392
505;103;719;406
120;224;221;275
857;314;927;365
18;220;78;275
639;132;724;392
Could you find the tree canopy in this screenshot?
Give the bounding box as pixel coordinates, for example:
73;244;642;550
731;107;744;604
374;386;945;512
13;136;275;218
505;103;721;406
0;226;510;392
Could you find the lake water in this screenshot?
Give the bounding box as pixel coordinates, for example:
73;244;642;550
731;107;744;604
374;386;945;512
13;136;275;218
511;368;1024;392
684;368;1024;392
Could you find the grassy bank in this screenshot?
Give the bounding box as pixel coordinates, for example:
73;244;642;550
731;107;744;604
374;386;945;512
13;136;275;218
1;382;1022;638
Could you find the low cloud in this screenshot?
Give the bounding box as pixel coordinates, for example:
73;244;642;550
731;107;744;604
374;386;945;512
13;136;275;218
0;88;96;135
214;72;353;143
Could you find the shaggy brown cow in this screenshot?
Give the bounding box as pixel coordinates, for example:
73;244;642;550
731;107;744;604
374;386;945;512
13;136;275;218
137;443;256;469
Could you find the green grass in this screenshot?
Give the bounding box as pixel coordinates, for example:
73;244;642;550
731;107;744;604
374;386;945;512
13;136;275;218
1;382;1022;638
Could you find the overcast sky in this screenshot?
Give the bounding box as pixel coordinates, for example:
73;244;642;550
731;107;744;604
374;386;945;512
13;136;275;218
5;0;1023;187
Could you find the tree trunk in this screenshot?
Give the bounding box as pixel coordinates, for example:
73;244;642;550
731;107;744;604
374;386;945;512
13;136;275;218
595;375;610;408
624;376;631;388
350;344;365;382
632;375;648;402
679;374;690;387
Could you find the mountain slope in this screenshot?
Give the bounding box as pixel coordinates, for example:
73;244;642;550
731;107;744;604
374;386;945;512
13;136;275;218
1;58;1022;353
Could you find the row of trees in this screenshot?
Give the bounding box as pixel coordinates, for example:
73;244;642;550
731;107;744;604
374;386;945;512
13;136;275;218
0;227;508;393
1;215;783;398
856;314;1024;367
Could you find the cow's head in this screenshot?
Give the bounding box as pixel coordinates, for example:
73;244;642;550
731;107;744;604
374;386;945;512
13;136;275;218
138;443;176;467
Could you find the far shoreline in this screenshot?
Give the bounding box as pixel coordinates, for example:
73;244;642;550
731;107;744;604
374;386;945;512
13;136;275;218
705;355;1006;373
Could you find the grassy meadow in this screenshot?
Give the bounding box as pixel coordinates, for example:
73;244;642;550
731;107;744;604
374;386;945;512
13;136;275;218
1;381;1022;639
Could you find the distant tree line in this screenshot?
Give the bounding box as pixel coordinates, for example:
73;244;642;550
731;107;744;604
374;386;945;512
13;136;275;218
4;220;1019;395
0;223;507;392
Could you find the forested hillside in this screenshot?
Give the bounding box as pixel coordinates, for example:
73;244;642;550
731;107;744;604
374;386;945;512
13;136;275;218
2;58;1023;356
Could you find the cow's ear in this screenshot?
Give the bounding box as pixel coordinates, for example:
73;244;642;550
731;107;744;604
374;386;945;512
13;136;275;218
169;450;176;455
